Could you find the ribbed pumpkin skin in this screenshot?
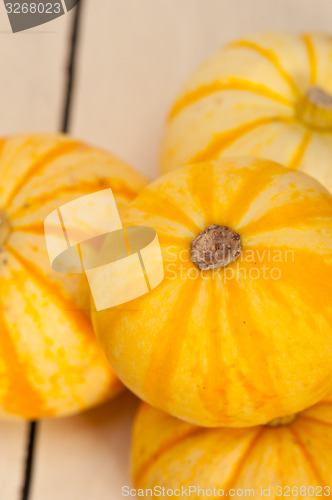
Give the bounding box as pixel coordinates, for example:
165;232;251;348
0;133;146;419
161;32;332;190
132;399;332;498
92;158;332;427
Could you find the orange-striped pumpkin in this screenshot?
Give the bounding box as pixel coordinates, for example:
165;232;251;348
92;158;332;427
0;133;146;419
161;32;332;192
92;158;332;428
132;398;332;497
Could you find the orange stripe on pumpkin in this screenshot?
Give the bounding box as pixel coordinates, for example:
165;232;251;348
299;415;332;430
158;233;191;247
223;277;279;404
229;40;300;96
4;244;95;343
239;192;332;237
2;140;82;211
288;130;313;170
228;40;300;96
0;139;7;158
130;189;203;235
236;246;332;330
225;163;285;229
190;116;294;163
311;400;332;408
187;162;216;223
169;79;293;120
288;426;326;485
222;428;266;491
198;277;230;422
133;425;206;487
0;302;53;419
8;178;138;220
144;278;202;410
12;223;45;235
303;35;317;85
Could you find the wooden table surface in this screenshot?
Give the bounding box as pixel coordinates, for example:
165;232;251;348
1;1;332;498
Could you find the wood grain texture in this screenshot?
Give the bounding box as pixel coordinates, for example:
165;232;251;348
70;0;332;179
30;392;139;500
0;421;27;500
0;7;73;135
0;6;74;500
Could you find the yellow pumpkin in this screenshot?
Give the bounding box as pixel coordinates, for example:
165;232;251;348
92;157;332;428
0;133;146;419
161;32;332;191
131;398;332;497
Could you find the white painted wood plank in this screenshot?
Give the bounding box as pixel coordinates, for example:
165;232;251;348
0;421;27;500
71;0;332;180
0;7;74;500
31;392;139;500
0;8;73;135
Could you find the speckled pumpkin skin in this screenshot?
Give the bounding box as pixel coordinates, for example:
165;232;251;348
161;32;332;192
92;157;332;428
0;133;146;419
131;398;332;498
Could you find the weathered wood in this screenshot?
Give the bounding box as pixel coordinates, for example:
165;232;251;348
31;393;139;500
0;7;74;500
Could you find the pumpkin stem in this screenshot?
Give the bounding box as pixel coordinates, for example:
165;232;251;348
191;224;241;271
0;211;10;248
297;86;332;130
266;414;297;427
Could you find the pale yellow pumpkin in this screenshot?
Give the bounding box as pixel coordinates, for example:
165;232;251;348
0;133;146;419
161;32;332;192
92;158;332;428
131;398;332;498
